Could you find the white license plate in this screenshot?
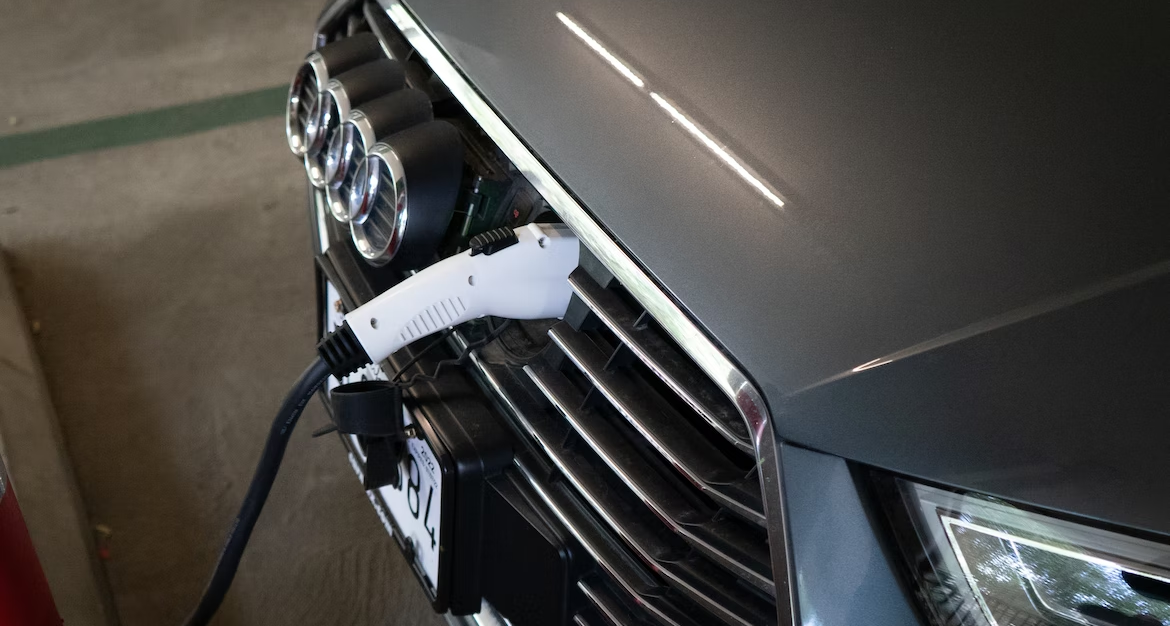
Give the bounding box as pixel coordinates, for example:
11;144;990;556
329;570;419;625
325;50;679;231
348;410;443;591
325;281;444;591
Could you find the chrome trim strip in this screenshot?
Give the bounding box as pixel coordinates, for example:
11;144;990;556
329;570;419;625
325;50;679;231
576;581;624;626
568;274;752;454
372;2;796;622
313;187;331;254
544;327;765;525
362;1;401;61
545;329;758;521
525;363;772;592
520;365;757;626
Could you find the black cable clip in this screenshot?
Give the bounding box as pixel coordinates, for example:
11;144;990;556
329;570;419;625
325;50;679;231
329;381;415;490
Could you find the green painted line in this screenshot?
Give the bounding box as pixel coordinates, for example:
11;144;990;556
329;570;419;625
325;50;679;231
0;85;288;169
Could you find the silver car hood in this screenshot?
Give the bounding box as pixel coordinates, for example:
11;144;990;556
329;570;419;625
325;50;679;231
402;0;1170;532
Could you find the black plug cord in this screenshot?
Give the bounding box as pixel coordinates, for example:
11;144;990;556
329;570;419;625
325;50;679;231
392;319;511;388
182;357;332;626
184;320;514;624
390;329;455;383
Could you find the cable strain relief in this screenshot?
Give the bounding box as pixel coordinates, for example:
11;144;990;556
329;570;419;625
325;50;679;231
317;321;372;378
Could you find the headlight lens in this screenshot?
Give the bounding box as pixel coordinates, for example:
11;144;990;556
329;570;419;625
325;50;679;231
878;476;1170;626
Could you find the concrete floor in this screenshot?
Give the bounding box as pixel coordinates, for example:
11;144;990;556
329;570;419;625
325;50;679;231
0;2;444;625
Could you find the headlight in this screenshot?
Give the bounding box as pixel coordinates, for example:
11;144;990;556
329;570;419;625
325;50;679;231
349;120;463;268
877;476;1170;625
304;59;405;188
323;89;433;222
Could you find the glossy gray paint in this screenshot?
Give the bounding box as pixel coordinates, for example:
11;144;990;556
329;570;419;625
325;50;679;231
399;0;1170;532
781;444;918;626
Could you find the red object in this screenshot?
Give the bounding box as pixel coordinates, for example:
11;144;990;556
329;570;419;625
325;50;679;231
0;463;62;626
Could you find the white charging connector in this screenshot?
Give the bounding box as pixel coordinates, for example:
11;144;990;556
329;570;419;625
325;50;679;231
340;222;579;367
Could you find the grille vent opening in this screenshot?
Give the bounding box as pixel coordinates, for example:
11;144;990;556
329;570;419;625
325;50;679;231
515;249;777;626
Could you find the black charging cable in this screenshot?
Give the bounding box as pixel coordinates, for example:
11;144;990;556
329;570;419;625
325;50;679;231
182;319;510;626
182;358;332;626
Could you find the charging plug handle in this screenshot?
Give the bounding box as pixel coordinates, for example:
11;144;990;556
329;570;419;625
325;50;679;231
319;223;579;378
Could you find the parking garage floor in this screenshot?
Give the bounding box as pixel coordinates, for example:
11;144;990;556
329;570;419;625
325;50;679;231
0;1;442;624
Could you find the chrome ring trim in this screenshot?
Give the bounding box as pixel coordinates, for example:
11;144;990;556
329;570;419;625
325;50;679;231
325;118;354;186
349;143;408;263
306;52;329;87
326;80;353;124
286;54;330;156
324;114;371;222
331;112;379;221
324;186;347;222
371;2;797;621
306;83;352;187
350;112;378;157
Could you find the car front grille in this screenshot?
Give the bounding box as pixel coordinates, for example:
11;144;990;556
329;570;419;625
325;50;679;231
490;257;777;626
312;2;793;624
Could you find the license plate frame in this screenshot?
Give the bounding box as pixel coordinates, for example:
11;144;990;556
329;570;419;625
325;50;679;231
345;403;448;596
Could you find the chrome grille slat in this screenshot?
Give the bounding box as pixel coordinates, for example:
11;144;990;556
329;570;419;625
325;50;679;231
579;577;655;626
568;270;752;453
546;323;765;525
515;373;776;626
513;459;713;626
527;356;773;592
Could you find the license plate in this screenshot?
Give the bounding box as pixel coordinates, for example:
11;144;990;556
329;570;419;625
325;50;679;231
324;280;443;591
347;409;443;591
